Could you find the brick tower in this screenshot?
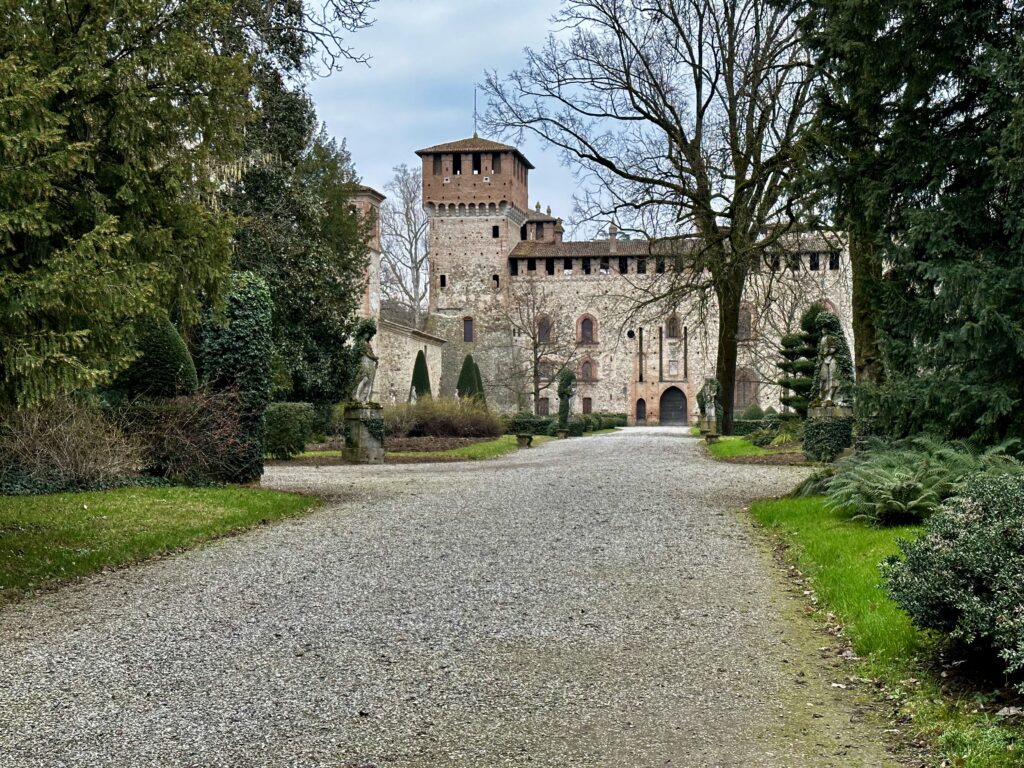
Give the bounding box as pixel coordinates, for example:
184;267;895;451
415;136;536;404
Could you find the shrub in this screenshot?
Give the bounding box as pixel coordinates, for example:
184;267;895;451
197;272;273;483
264;402;316;459
503;412;556;436
764;406;778;416
741;403;765;421
473;359;486;404
120;389;248;483
803;416;854;462
824;437;1024;524
884;474;1024;693
567;415;586;437
732;419;762;436
0;399;144;494
456;354;479;399
112;317;198;399
382;398;502;438
411;350;431;398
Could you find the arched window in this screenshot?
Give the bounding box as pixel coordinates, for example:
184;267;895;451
463;317;474;342
738;305;754;341
580;359;597;381
734;368;759;410
537;316;551;344
579;315;596;344
666;314;681;339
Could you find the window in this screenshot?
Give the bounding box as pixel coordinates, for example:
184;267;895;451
536;397;550;416
492;225;500;238
656;256;666;274
439;274;447;289
580;316;595;344
452;154;462;176
808;252;820;271
463;317;474;342
520;224;527;241
637;258;647;274
536;222;545;239
545;258;555;276
492;274;500;290
472;153;482;174
666;315;681;339
600;257;609;275
432;155;442;176
770;253;781;271
582;258;591;275
582;397;593;415
492;153;502;174
619;256;628;274
564;257;572;274
829;251;840;270
537;316;551;344
738;305;753;341
510;260;519;276
527;258;536;272
580;359;596;381
734;368;759;410
787;253;801;271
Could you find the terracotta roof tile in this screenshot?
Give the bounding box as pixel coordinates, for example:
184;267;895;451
509;239;666;258
415;136;535;169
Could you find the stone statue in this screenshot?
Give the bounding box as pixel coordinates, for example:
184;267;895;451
818;335;839;405
353;344;378;403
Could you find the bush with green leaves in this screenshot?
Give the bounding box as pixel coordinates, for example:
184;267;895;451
824;437;1024;524
197;272;273;483
382;398;502;439
803;416;854;462
264;402;316;459
112;317;198;399
740;403;764;421
883;474;1024;692
457;355;482;399
567;415;586;437
411;350;432;399
504;412;556;436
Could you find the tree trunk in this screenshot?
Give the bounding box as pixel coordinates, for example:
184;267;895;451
848;224;885;384
715;278;743;436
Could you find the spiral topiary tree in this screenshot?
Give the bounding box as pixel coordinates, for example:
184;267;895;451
777;303;826;418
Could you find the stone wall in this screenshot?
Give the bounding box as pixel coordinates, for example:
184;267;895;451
373;320;445;404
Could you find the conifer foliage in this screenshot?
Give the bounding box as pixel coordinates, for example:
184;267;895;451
456;355;486;401
777;304;826;418
411;350;431;399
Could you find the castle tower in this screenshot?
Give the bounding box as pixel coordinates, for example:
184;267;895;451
351;184;385;322
415;136;536;404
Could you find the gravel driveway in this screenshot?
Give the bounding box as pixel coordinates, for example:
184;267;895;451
0;428;896;767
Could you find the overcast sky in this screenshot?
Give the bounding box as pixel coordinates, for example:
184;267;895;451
308;0;584;234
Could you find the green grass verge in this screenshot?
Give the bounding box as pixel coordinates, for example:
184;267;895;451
751;496;1021;767
389;434;555;460
708;436;770;459
0;486;317;601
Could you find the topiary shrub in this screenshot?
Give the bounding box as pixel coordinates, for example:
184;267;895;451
741;403;765;421
456;355;481;399
803;416;854;462
197;272;273;483
113;317;198;399
411;350;431;399
504;412;555;436
264;402;316;459
883;474;1024;693
567;415;586;437
473;359;486;404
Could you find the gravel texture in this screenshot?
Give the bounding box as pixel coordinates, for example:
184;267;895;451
0;428;897;767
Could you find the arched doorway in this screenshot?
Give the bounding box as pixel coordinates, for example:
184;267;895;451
659;387;688;425
635;398;647;424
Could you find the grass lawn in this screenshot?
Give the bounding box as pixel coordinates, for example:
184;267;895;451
0;486;317;602
389;434;555;460
751;496;1021;767
707;436;770;459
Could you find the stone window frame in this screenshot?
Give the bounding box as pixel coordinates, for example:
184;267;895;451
665;314;681;339
537;315;552;344
463;316;474;343
577;314;598;345
579;356;598;382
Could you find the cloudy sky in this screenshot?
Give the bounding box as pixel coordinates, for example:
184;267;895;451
308;0;583;232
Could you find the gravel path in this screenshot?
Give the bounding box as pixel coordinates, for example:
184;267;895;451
0;428;896;767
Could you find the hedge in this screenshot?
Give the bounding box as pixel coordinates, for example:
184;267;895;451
113;317;198;399
803;416;854;462
264;402;316;460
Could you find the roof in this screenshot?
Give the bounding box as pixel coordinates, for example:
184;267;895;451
509;239;669;259
415;135;535;170
525;209;559;223
353;184;385;202
378;318;446;346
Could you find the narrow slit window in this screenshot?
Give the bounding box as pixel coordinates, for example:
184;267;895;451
492;225;500;238
564;258;572;274
452;154;462;176
510;259;519;276
600;257;610;274
829;251;840;270
439;274;447;289
582;258;591;275
809;252;820;271
520;224;528;241
432;155;442;176
656;257;666;274
536;222;544;239
463;317;474;342
492;274;500;290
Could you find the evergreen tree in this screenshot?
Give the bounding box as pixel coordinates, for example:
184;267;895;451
777;304;825;418
113;318;198;400
473;360;486;405
456;355;480;399
411;350;431;399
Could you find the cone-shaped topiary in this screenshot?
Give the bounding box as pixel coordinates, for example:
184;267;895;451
456;354;479;399
411;350;431;399
473;360;485;403
114;316;198;399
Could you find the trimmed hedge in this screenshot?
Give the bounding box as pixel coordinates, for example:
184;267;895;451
113;317;198;399
731;419;763;437
884;474;1024;693
804;416;854;462
412;350;431;398
265;402;316;460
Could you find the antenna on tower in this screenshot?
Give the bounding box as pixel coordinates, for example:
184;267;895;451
473;86;479;138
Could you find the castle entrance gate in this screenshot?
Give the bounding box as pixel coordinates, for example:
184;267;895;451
659;387;688;425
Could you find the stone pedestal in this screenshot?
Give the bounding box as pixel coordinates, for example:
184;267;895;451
807;404;854;420
343;403;385;464
516;434;534;449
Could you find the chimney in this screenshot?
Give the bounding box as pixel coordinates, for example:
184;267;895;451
554;218;564;244
609;223;618;254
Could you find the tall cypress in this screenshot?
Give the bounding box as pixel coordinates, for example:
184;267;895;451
411;350;431;399
456;354;479;399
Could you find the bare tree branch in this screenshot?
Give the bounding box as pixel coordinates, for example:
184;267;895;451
379;164;429;328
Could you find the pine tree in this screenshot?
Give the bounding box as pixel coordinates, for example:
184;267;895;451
411;350;431;399
456;355;479;399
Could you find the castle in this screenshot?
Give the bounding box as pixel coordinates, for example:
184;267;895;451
355;136;854;425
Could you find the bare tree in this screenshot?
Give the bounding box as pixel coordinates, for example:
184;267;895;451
496;279;583;413
379;164;430;328
483;0;814;433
